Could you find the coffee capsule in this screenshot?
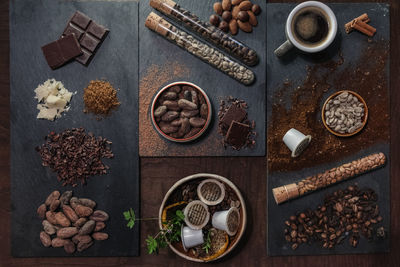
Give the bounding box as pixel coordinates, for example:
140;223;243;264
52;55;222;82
211;207;240;236
197;179;226;206
184;200;210;230
282;128;311;157
181;225;204;251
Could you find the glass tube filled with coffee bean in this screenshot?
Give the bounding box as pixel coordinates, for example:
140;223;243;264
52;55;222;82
145;12;255;85
150;0;259;67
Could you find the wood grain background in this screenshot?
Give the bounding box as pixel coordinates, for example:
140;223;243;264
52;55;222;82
1;0;399;266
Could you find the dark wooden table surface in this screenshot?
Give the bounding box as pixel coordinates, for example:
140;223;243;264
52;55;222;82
1;0;399;266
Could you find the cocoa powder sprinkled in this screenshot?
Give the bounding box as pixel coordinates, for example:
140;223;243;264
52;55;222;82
83;80;120;116
267;40;389;172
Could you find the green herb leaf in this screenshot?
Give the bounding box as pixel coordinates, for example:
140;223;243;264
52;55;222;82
123;211;131;221
176;210;184;220
146;236;158;254
123;208;136;229
127;219;135;229
202;231;212;254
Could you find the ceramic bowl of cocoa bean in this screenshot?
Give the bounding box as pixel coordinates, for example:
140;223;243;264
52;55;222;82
151;81;212;143
322;90;368;137
158;173;247;262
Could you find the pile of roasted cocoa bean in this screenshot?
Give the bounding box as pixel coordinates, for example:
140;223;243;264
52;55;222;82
284;185;385;250
153;84;209;139
37;190;109;254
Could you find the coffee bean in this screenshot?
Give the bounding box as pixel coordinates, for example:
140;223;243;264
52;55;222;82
222;11;232;22
210;14;220;26
251;4;261;15
238;11;249;22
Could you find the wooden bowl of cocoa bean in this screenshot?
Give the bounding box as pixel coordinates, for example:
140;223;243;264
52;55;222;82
158;173;247;262
151;82;212;142
322;90;368;137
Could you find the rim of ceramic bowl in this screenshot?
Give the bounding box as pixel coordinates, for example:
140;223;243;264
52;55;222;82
321;90;368;137
158;173;247;262
151;81;212;143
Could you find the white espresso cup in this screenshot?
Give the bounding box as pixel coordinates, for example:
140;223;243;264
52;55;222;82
282;128;312;157
181;225;204;251
274;1;337;57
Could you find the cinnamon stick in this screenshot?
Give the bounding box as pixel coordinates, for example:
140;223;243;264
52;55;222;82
357;20;377;34
352;20;374;37
344;13;370;33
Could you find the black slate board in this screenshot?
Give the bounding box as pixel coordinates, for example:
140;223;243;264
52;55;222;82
10;0;140;257
139;0;266;157
266;3;390;256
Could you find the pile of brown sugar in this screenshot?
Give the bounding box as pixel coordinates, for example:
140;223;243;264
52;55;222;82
83;80;120;116
267;40;389;173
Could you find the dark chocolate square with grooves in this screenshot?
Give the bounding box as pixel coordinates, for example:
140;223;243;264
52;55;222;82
41;34;82;69
62;11;109;66
226;121;250;148
221;104;247;127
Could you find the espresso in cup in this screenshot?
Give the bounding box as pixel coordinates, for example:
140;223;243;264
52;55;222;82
292;7;330;47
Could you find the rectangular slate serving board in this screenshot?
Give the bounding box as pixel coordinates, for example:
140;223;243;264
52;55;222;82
10;0;140;257
266;3;390;256
138;0;266;157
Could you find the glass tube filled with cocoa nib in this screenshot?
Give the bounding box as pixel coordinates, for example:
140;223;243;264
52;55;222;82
150;0;259;67
145;12;255;85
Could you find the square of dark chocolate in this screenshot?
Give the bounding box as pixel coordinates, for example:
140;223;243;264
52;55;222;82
226;121;250;149
63;23;84;40
221;104;247;127
58;34;82;60
71;11;91;30
75;49;93;65
80;33;100;52
87;21;109;40
41;41;64;69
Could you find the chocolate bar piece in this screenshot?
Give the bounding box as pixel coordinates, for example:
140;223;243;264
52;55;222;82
62;11;109;66
41;34;82;70
221;104;247;127
226;121;250;149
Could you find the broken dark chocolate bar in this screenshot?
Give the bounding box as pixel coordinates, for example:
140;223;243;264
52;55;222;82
41;34;82;70
62;11;109;66
226;121;250;149
221;104;247;127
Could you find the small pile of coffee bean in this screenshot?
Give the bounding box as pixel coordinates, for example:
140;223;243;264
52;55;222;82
325;91;365;134
159;1;258;66
154;84;209;139
166;26;255;85
37;190;109;254
283;185;385;250
211;0;261;34
36;128;113;186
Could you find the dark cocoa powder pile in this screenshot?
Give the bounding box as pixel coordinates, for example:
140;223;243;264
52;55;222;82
268;40;389;172
83;80;120;117
36;128;114;186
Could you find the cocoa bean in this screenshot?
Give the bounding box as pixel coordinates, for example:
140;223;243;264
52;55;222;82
222;0;231;11
49;199;60;211
238;20;252;32
232;0;243;5
183;90;192;101
163;100;180;111
77;241;93;252
170;118;182;127
79;220;96;235
89;210;109;222
60;191;73;206
55;212;71;227
51;237;67;248
74;217;87;228
213;2;223;15
189;117;206;128
78;198;96;209
72;234;92;244
247;11;257;26
181;109;199;118
74;205;93;218
37;203;47;219
42;220;56;235
64;240;76;254
57;227;78;238
92;232;109;241
45;191;60;206
184;127;202;138
40;231;52;247
169;85;181;93
252;4;261;15
159;122;179;134
178;99;197;110
164;91;177;100
154;106;167;117
63;205;79;223
94;221;106;232
191;90;198;106
229;19;238;35
239;0;252;11
161;111;179;122
46;211;57;225
70;197;80;209
232;5;240;19
200;104;208;119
